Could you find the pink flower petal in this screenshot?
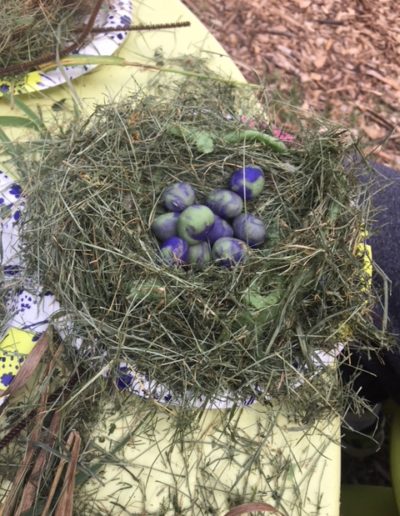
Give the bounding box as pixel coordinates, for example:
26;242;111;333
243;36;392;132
272;128;295;142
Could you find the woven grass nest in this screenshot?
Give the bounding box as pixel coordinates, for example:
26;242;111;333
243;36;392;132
16;76;384;410
0;0;95;70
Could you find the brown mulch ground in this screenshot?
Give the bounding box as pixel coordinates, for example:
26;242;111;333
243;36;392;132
182;0;400;169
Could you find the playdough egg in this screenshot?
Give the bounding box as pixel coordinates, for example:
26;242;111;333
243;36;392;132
233;213;266;247
151;212;180;242
229;166;265;200
177;205;215;245
162;182;196;212
207;215;234;244
160;237;189;265
188;242;212;269
205;189;243;219
212;237;248;267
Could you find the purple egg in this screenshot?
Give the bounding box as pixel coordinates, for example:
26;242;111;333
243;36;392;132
160;237;189;266
188;242;212;269
151;212;180;242
212;237;248;267
229;166;265;200
177;205;215;245
207;215;234;244
162;182;196;212
233;213;266;247
205;189;243;219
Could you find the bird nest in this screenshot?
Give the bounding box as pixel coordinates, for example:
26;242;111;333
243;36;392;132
14;75;385;411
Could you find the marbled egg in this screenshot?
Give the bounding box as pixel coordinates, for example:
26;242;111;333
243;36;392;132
212;237;248;267
233;213;266;247
207;215;234;244
162;182;196;212
160;236;189;266
205;189;243;219
229;166;265;200
151;212;180;242
177;205;215;245
188;242;212;269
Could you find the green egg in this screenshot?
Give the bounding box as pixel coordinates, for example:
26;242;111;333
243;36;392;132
177;205;215;245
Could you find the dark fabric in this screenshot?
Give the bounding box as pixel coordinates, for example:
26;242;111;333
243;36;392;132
340;161;400;404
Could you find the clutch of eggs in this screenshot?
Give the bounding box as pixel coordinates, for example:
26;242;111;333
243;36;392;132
152;166;266;268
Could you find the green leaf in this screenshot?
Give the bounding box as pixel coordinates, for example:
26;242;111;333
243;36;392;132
41;54;126;71
0;126;19;158
191;130;214;154
167;125;215;154
222;130;288;153
243;287;283;310
0;116;40;131
4;95;47;133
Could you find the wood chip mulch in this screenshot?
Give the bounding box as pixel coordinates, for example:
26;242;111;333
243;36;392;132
182;0;400;168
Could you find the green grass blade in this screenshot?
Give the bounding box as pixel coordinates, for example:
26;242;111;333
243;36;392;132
0;115;40;131
4;94;47;133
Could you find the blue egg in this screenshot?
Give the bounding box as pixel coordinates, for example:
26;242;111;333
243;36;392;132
177;205;215;245
151;212;180;241
212;237;248;267
206;189;243;219
207;215;234;244
229;166;265;200
160;237;189;265
188;242;212;269
162;182;196;212
233;213;266;247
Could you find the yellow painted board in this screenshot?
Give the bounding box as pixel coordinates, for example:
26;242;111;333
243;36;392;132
77;398;340;515
0;1;341;514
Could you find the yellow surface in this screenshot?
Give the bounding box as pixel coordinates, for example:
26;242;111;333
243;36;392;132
0;1;341;514
78;398;340;515
0;328;37;391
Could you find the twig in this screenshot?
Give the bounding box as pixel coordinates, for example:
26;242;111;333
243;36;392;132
55;431;81;516
0;372;78;452
73;21;191;33
364;108;395;131
15;411;62;515
41;433;74;516
314;18;345;25
2;382;51;516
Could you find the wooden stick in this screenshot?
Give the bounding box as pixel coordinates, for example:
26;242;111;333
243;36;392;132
42;431;75;516
55;431;81;516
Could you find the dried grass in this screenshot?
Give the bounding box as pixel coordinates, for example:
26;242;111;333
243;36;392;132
12;74;386;411
0;0;95;69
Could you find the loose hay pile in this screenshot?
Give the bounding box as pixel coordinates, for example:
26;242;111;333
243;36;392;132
0;0;95;70
17;77;384;410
